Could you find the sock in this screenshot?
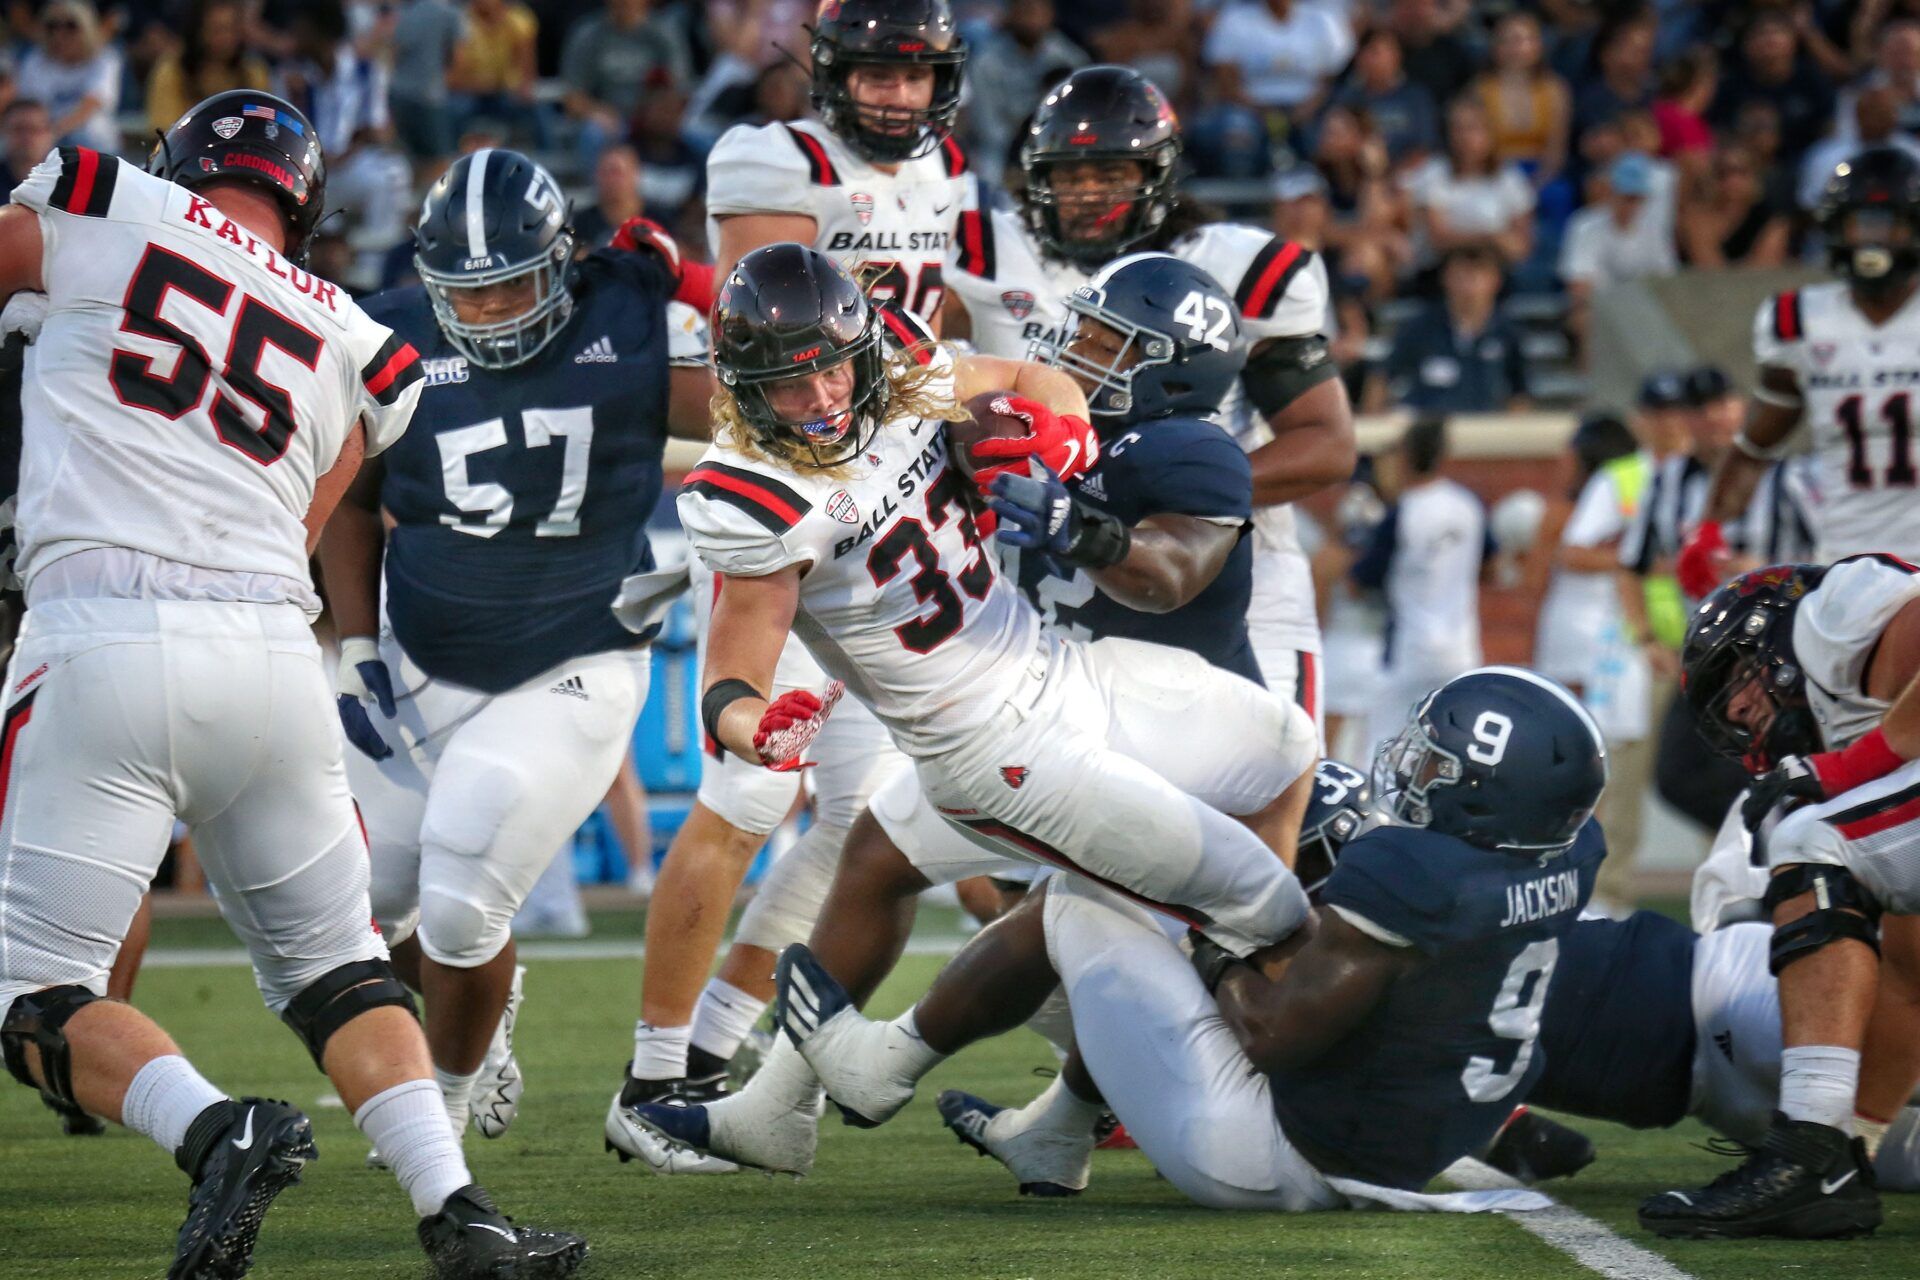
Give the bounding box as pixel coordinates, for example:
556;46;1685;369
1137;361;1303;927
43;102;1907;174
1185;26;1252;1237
124;1055;227;1156
691;979;767;1063
1779;1045;1861;1130
355;1079;474;1218
431;1064;482;1137
884;1009;948;1085
631;1021;691;1081
1014;1070;1106;1138
1856;1112;1891;1160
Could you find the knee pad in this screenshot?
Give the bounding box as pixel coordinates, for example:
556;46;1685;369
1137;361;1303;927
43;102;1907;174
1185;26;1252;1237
417;888;508;969
3;985;104;1109
281;959;418;1070
1762;864;1883;975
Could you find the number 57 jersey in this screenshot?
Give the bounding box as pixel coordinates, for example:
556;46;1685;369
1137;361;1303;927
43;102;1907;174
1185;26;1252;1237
10;147;422;598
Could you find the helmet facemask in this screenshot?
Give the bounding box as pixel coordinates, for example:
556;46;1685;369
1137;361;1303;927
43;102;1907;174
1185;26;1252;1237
420;230;576;370
1827;207;1920;302
1371;700;1464;833
721;322;891;469
1029;301;1174;420
1025;156;1174;268
1689;641;1815;772
813;51;965;164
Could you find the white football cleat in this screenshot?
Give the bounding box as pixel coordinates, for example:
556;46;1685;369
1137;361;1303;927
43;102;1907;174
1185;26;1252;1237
608;1063;822;1176
776;945;915;1127
471;964;526;1139
937;1089;1092;1197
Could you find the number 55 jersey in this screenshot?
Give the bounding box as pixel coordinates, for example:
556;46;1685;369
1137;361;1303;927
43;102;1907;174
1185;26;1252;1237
10;146;422;603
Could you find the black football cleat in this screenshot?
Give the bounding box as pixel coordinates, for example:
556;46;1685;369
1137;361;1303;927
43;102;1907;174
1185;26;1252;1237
170;1097;316;1280
1639;1112;1881;1239
418;1184;587;1279
42;1091;106;1136
1480;1106;1596;1184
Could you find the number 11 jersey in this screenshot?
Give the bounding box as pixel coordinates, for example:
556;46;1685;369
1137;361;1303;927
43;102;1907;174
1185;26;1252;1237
11;146;422;599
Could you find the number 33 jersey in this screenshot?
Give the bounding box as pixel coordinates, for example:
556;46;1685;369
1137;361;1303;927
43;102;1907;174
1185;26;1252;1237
676;346;1041;757
1756;283;1920;563
10;147;423;597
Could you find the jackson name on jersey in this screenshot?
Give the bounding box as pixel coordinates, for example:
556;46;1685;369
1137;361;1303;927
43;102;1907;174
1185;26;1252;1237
9;145;422;599
675;344;1041;757
705;118;970;326
1757;283;1920;562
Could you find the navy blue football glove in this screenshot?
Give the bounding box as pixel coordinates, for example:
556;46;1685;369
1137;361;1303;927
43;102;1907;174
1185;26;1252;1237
988;465;1131;569
336;636;397;761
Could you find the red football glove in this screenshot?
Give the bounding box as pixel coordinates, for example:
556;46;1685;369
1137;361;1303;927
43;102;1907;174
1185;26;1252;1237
966;395;1101;495
751;681;844;772
1676;519;1731;599
609;216;715;312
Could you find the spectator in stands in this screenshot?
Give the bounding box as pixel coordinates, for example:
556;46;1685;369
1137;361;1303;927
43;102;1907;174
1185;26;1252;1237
1560;151;1674;349
15;0;121;155
1650;46;1715;184
1402;96;1535;274
1271;163;1328;252
561;0;694;169
1837;17;1920;139
1470;10;1570;187
449;0;548;147
629;85;699;230
388;0;463;163
1090;0;1200;106
1570;11;1655;144
1185;63;1275;181
965;0;1086;183
145;0;271;134
1680;140;1791;268
1383;0;1481;108
1708;9;1834;168
0;98;53;192
1798;85;1920;211
1329;287;1378;408
1201;0;1353;124
1334;29;1438;171
1306;105;1409;299
276;0;390;161
1377;244;1530;415
574;142;643;249
1728;97;1799;214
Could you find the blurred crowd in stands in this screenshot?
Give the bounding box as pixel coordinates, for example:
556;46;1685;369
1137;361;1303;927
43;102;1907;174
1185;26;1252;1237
0;0;1912;413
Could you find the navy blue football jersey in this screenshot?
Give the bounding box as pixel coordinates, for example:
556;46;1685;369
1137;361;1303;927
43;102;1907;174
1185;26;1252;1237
1272;820;1607;1190
1003;418;1257;680
1529;910;1698;1130
361;250;677;693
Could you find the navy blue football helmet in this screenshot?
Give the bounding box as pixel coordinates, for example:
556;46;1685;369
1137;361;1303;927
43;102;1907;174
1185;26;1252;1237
1032;252;1245;422
1374;667;1607;856
1297;759;1374;895
414;148;575;369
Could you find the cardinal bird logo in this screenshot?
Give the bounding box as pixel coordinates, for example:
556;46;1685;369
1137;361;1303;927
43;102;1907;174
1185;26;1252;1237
1000;766;1029;790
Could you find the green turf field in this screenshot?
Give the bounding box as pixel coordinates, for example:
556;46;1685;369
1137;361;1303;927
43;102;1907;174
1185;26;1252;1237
3;917;1914;1279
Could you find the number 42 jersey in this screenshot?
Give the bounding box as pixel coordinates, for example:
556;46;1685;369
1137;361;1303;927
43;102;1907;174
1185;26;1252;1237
10;146;422;599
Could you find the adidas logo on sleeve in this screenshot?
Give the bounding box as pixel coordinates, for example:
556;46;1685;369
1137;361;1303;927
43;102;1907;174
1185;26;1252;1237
550;675;590;700
574;335;617;364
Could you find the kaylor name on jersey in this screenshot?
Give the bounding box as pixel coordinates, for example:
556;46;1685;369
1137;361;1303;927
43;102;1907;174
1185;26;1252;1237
179;194;340;313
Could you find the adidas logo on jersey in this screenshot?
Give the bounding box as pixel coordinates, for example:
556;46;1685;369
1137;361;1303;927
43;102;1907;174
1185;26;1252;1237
1077;472;1106;502
550;675;589;700
574;336;617;364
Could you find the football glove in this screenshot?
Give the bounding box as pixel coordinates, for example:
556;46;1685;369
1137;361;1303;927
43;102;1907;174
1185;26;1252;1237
1676;519;1731;599
966;395;1100;493
1186;928;1250;995
989;465;1131;569
609;215;715;312
1741;727;1907;832
336;636;397;762
753;681;844;772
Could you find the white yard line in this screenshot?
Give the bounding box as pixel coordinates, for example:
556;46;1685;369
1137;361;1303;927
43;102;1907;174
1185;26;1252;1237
142;934;973;969
1443;1158;1697;1280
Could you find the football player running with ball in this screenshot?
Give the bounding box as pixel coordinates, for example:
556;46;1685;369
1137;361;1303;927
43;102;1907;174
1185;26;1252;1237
320;148;713;1152
0;94;582;1278
616;243;1319;1177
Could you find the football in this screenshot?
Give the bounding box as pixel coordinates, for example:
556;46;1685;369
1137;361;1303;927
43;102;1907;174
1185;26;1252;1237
947;390;1031;483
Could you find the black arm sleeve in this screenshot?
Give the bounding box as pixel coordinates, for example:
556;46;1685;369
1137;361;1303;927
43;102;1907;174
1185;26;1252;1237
1242;333;1340;416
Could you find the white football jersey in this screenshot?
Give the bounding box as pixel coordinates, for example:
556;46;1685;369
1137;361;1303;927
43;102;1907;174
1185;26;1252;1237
1755;283;1920;563
10;146;421;595
677;346;1042;757
705;118;970;328
1793;553;1920;750
945;185;1331;654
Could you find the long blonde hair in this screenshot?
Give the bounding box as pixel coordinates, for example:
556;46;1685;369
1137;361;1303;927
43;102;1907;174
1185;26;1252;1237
711;341;971;478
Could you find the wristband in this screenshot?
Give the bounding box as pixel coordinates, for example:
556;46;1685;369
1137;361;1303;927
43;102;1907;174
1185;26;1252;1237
1062;502;1132;569
1812;726;1907;795
701;678;763;752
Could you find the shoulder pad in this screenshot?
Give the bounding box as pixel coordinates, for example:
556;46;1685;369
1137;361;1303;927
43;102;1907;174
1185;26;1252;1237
12;146;127;220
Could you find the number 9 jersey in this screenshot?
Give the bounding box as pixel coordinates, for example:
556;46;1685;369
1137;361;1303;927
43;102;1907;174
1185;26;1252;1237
1755;284;1920;563
10;147;422;602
